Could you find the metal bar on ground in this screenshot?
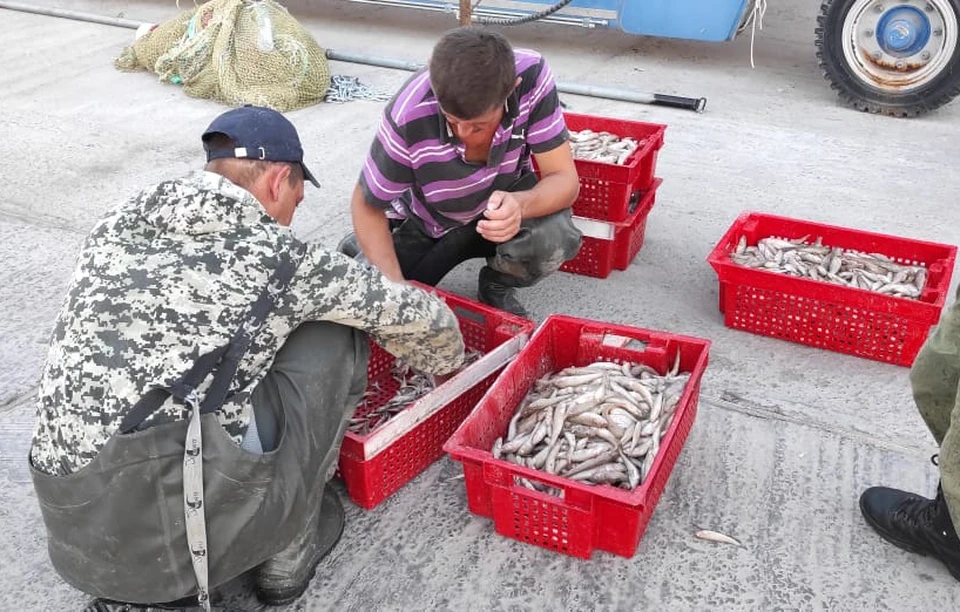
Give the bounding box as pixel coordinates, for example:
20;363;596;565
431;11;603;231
0;1;142;28
325;50;425;72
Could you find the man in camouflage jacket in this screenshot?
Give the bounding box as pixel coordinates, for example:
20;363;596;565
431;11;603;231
29;106;466;611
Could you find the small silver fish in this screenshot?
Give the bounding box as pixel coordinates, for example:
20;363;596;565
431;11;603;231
695;529;742;547
491;356;689;492
347;349;483;434
730;235;927;300
569;129;645;166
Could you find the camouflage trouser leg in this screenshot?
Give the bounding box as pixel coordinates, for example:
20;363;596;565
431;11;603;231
910;288;960;532
486;207;583;288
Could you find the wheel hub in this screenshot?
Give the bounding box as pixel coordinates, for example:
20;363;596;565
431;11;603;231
877;7;931;55
842;0;958;91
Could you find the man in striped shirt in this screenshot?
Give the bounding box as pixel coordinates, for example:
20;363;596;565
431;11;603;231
339;26;583;318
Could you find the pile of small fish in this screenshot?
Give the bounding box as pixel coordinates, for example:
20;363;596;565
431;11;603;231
347;349;482;435
730;234;928;299
491;355;689;492
569;129;645;165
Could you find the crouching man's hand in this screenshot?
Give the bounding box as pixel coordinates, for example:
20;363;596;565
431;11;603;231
477;191;523;243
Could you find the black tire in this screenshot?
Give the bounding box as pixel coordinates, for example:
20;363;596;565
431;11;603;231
815;0;960;117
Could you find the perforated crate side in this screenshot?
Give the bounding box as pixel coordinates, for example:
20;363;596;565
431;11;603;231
560;234;617;279
721;281;930;366
340;368;503;509
490;475;595;559
561;183;659;278
532;113;666;222
613;183;659;271
338;287;535;509
707;212;959;367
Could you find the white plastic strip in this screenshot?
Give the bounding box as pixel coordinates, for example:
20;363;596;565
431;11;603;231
362;332;529;460
571;216;617;241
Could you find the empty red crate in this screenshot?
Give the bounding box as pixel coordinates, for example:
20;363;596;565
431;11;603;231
338;286;534;510
533;112;666;222
706;212;958;367
444;315;711;559
560;178;662;279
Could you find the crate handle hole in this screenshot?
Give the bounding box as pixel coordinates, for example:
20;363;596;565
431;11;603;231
454;306;487;326
601;333;648;351
514;475;565;499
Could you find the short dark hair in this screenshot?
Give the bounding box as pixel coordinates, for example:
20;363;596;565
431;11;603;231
428;26;516;120
203;133;302;189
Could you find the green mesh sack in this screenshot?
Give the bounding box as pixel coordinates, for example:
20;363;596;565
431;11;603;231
114;6;199;73
115;0;331;112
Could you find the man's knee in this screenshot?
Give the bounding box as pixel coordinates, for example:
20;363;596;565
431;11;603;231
490;208;583;285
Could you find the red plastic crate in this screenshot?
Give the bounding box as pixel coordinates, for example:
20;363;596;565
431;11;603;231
706;212;958;367
443;315;711;559
533;112;666;222
337;286;534;510
560;178;662;279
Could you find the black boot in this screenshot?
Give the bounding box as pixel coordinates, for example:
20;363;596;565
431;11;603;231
859;481;960;581
255;487;346;605
82;601;186;611
81;593;229;611
477;266;529;319
336;233;360;258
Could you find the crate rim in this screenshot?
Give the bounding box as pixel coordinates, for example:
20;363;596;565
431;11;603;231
708;211;959;262
705;211;958;311
443;313;711;508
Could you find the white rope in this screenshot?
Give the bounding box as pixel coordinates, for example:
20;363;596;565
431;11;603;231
742;0;768;69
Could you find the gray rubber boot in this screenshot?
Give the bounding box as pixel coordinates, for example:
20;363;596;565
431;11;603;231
254;487;346;605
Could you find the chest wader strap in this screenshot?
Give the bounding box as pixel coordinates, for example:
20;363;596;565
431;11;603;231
117;246;306;611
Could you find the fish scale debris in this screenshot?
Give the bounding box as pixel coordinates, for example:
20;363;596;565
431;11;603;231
730;234;928;299
492;355;689;491
569;129;646;165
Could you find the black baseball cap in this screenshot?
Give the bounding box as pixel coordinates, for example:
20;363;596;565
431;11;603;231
202;105;320;188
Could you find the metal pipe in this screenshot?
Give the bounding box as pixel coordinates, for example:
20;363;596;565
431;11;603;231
326;49;425;72
0;1;142;28
555;83;708;112
0;1;706;112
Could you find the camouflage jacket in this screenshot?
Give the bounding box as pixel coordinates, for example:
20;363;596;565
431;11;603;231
30;171;466;476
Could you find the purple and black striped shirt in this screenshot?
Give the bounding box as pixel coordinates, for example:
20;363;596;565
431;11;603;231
358;49;569;239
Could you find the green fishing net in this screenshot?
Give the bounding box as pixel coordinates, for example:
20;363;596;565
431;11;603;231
115;0;331;112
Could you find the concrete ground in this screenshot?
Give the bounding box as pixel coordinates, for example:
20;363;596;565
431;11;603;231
2;0;960;610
